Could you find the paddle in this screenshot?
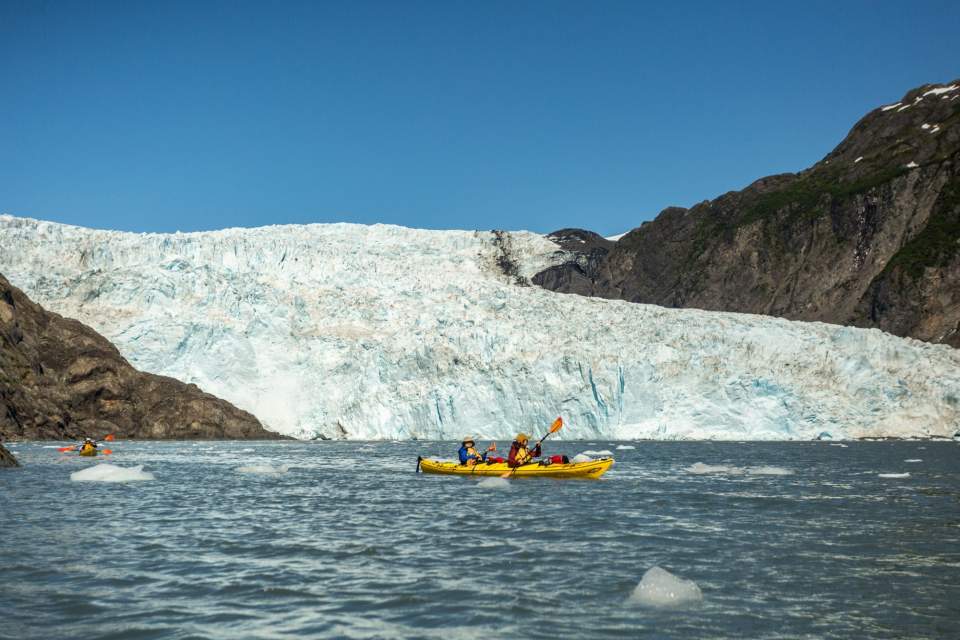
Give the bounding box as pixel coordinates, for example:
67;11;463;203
500;417;563;478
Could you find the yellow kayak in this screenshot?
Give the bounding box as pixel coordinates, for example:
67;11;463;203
418;457;613;479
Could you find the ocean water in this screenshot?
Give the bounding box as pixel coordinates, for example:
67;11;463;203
2;441;959;639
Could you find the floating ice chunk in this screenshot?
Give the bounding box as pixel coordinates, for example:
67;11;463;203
878;472;910;479
571;453;594;463
749;466;793;476
687;462;743;475
685;462;791;476
71;464;155;483
476;477;511;490
616;445;636;450
581;450;614;457
628;567;703;608
854;156;863;163
904;459;922;463
236;464;289;474
880;102;902;111
830;443;849;448
240;448;255;452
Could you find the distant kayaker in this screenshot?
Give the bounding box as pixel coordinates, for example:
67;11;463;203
79;438;98;454
458;436;494;466
507;433;541;467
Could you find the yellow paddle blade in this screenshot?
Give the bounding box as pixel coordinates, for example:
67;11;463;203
549;417;563;433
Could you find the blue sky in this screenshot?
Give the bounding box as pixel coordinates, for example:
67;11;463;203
1;1;957;235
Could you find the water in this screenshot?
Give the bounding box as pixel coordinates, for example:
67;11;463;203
2;441;959;639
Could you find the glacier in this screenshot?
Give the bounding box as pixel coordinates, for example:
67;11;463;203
1;214;959;440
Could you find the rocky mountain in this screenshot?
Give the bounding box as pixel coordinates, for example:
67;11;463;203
0;273;280;440
535;80;960;347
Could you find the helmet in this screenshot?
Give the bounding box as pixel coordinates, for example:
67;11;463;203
515;433;529;443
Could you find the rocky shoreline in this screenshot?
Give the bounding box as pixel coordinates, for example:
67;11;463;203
0;442;17;467
1;273;282;441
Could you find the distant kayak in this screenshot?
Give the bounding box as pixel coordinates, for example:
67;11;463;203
418;457;613;479
78;449;98;457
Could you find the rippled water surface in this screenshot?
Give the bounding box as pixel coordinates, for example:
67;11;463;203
2;441;959;639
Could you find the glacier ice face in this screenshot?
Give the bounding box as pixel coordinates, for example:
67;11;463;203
1;214;959;440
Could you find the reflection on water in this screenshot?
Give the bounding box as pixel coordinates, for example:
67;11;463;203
2;440;958;639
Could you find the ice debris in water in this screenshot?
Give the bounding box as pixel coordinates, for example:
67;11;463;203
628;567;703;608
71;464;155;483
878;472;910;479
476;477;511;490
830;443;849;447
580;450;614;457
904;459;922;463
616;445;636;450
686;462;793;476
571;453;595;463
236;464;290;474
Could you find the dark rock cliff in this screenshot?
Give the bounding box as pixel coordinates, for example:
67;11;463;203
0;442;17;467
0;273;281;440
534;80;960;347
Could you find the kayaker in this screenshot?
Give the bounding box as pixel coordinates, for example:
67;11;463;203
458;436;495;466
79;438;97;455
507;433;541;467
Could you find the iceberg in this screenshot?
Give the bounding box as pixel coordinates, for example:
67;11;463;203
2;214;959;440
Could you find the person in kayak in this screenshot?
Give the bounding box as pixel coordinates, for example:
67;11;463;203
78;438;98;455
507;433;541;467
458;436;495;466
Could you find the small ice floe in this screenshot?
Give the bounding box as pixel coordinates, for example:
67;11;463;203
476;477;510;490
628;567;703;608
878;473;910;479
571;453;595;463
686;462;792;476
904;459;922;463
854;156;863;163
580;450;614;457
236;464;289;474
830;443;849;448
750;466;794;476
616;445;636;450
240;448;255;453
71;464;155;483
906;161;919;169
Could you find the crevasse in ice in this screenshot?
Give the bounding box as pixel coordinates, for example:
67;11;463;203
2;214;959;440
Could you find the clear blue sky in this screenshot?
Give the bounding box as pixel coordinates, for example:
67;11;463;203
1;1;958;235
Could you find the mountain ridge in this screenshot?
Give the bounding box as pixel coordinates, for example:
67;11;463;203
535;79;960;347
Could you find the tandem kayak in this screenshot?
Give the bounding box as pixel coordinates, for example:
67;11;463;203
417;457;613;479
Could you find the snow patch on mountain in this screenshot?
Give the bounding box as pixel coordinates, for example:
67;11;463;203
1;214;958;440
